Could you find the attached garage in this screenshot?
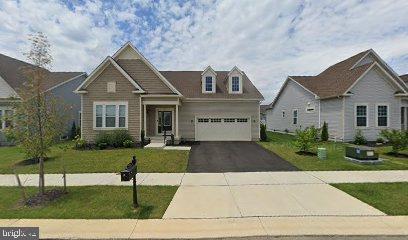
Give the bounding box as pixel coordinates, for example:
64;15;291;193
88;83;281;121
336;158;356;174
195;117;251;141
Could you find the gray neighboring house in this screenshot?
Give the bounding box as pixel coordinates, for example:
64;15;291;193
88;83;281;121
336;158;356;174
260;104;268;124
266;49;408;142
0;53;86;145
75;42;264;143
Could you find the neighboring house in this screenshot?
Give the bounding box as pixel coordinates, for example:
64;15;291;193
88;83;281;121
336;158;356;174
75;42;264;143
266;49;408;142
0;53;86;145
260;104;268;124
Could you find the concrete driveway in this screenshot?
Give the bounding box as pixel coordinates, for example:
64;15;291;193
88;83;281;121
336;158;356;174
187;141;298;172
163;172;385;219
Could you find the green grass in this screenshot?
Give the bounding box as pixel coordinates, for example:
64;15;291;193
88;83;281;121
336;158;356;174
0;186;177;219
258;131;408;171
332;183;408;215
0;142;189;174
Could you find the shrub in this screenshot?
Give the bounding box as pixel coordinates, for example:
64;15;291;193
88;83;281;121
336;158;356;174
73;135;87;150
141;130;145;144
353;130;367;145
95;130;133;148
123;139;134;148
376;137;385;144
95;132;113;148
380;129;408;154
294;126;318;153
69;121;77;140
111;130;133;147
321;122;329;141
260;124;268;141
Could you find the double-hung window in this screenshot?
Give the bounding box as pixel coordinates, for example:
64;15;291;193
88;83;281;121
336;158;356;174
232;76;240;92
94;102;128;129
0;109;13;130
377;105;388;127
356;105;368;127
292;109;298;125
205;76;213;92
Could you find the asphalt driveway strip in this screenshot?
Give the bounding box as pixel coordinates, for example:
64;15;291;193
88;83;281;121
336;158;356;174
187;141;298;173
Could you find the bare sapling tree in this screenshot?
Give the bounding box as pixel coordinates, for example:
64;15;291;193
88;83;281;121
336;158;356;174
6;32;67;197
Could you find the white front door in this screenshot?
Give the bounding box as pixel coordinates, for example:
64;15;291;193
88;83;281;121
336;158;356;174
195;117;251;141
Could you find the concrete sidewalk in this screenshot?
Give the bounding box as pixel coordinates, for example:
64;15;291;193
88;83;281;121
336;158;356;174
2;216;407;239
1;170;407;186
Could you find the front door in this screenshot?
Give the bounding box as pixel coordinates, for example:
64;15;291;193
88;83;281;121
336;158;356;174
157;111;172;134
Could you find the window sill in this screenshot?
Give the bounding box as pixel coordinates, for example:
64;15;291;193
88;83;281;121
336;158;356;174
93;127;128;131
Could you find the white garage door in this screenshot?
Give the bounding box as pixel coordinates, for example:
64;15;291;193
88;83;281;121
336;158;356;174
195;117;251;141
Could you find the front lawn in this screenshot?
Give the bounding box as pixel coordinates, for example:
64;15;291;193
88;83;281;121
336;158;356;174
332;183;408;215
258;131;408;171
0;186;177;219
0;143;189;174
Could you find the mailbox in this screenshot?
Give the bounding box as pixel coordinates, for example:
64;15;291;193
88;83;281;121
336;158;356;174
121;156;137;181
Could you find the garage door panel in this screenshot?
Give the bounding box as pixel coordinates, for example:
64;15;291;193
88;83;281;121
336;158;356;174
196;117;251;141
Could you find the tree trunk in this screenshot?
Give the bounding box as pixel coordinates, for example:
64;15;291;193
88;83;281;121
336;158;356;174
39;157;45;195
63;164;67;193
14;169;26;202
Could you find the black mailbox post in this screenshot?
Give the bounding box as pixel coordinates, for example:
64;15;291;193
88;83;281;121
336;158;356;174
121;156;138;208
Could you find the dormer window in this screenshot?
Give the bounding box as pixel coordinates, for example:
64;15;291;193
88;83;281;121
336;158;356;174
228;66;243;94
232;76;240;92
205;76;213;92
202;66;216;93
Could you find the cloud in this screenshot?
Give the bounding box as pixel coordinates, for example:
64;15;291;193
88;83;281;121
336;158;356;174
0;0;407;103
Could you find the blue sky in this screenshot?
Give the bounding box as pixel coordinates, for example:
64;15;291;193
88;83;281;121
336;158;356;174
0;0;407;103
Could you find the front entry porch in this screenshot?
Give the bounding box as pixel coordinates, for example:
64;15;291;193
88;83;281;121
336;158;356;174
142;97;180;143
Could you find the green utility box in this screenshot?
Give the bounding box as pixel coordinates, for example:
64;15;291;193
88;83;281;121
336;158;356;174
345;146;378;160
317;148;327;160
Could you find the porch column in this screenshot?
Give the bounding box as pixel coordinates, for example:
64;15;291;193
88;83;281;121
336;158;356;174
143;104;147;138
175;104;179;139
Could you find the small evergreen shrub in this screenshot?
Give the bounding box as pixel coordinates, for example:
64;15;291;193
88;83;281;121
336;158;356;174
69;121;77;140
141;130;145;144
376;137;385;144
294;126;318;153
380;129;408;154
321;122;329;141
123;139;134;148
260;124;268;141
353;130;367;145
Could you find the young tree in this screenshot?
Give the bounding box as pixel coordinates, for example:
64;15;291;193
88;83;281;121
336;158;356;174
7;32;67;196
321;122;329;141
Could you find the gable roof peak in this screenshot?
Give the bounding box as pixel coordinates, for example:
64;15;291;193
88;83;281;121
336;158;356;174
202;65;217;76
228;66;243;76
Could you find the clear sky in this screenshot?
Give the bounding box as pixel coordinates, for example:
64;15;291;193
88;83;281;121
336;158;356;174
0;0;407;103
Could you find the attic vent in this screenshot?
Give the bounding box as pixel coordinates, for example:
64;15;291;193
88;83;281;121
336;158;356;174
107;82;116;93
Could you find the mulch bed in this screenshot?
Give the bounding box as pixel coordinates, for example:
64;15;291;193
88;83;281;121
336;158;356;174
295;151;317;156
25;189;66;207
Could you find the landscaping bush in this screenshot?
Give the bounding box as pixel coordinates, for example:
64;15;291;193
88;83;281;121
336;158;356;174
294;126;318;153
111;130;133;148
321;122;329;141
376;137;385;144
95;132;113;148
69;121;77;140
260;124;268;141
380;129;408;154
141;130;145;145
123;139;134;148
95;130;133;148
73;135;87;150
353;130;367;145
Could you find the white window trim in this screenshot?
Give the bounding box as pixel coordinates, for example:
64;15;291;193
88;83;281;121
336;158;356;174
375;103;390;128
93;101;128;130
292;109;298;125
229;75;242;94
0;107;13;131
355;103;369;128
204;76;214;92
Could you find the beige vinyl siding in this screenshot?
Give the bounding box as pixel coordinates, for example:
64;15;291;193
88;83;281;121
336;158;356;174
320;97;344;140
267;80;319;132
116;59;173;94
178;101;260;141
343;66;401;141
82;64;141;142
